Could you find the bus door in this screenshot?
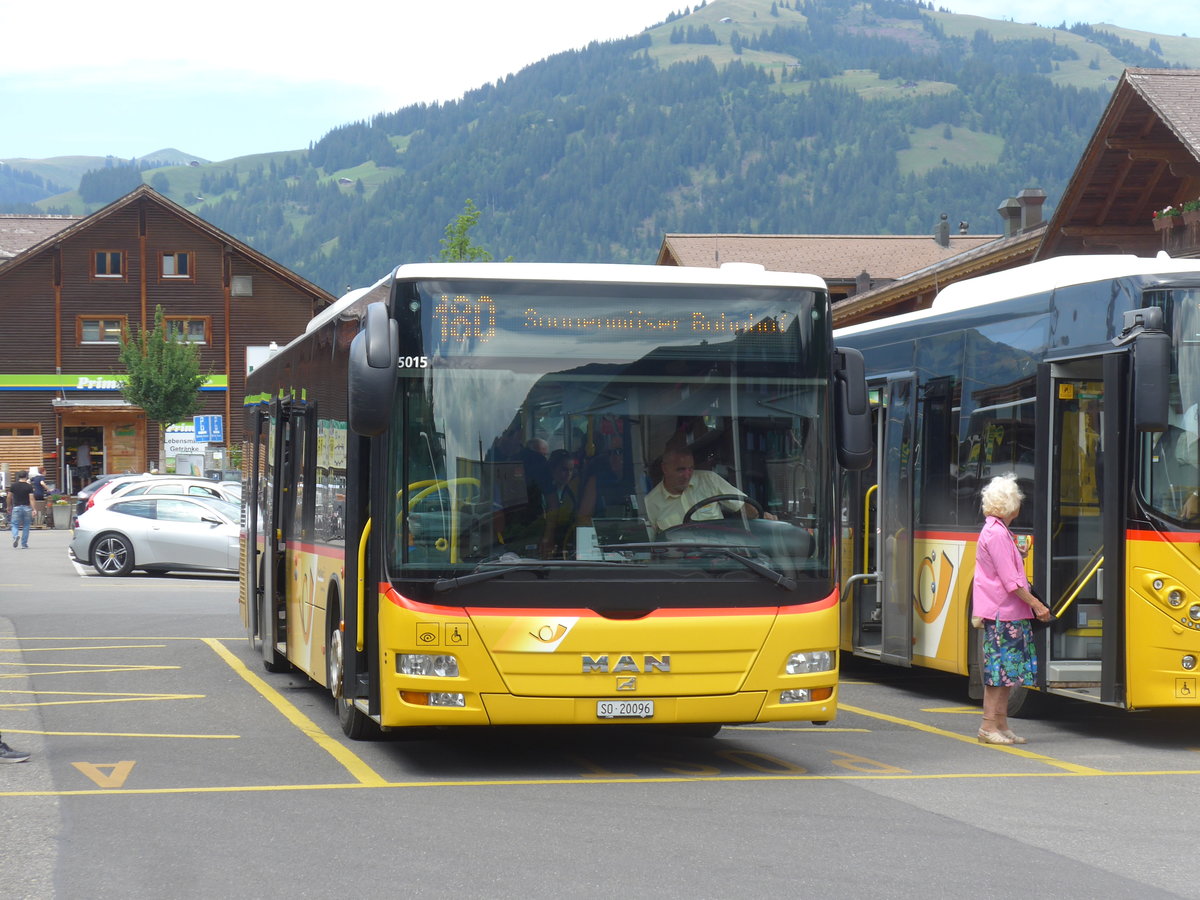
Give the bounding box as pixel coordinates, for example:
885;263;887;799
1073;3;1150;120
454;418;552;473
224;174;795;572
1038;356;1125;704
852;375;916;665
259;397;295;671
242;404;268;645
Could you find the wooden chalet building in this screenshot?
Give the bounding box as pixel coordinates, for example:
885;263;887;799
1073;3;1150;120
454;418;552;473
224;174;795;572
0;185;335;492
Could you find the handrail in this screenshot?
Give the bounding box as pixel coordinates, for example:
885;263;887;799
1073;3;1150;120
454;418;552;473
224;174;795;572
863;483;878;574
356;517;372;652
1050;552;1104;620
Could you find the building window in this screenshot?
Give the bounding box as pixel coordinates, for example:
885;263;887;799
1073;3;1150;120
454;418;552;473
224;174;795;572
0;424;41;436
94;251;124;279
79;316;127;344
231;275;253;297
165;316;209;344
161;251;192;279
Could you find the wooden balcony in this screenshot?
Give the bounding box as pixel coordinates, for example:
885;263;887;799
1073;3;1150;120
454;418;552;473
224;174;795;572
1161;213;1200;258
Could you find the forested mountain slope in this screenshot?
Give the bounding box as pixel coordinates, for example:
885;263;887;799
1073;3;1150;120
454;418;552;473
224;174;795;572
5;0;1199;293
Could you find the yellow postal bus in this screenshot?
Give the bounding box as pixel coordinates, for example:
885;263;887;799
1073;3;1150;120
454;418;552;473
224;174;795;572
240;263;871;737
836;255;1200;713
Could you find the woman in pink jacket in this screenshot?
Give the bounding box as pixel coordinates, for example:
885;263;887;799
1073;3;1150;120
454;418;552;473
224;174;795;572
972;473;1052;745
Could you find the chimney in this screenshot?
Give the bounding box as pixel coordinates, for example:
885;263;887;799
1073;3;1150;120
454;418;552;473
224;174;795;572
933;213;950;248
855;270;871;294
1017;188;1046;231
997;197;1021;238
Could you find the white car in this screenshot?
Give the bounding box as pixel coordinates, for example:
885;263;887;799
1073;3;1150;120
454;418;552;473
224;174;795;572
92;476;241;511
70;495;241;577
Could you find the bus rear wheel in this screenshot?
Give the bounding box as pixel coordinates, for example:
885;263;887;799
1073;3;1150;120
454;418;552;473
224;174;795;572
326;612;381;740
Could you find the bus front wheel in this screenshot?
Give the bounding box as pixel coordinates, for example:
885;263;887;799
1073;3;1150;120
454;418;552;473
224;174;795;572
326;611;381;740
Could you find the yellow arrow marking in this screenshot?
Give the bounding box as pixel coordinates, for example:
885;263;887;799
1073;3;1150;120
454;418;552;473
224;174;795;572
72;761;136;788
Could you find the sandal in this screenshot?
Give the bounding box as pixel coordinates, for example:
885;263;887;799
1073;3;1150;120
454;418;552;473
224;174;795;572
977;728;1014;745
1001;729;1027;744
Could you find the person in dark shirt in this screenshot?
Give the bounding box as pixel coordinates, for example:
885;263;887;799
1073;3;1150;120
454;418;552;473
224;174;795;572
7;470;35;549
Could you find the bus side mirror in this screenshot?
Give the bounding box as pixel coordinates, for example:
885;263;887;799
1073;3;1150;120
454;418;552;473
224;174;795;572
834;347;873;470
1116;307;1170;433
349;302;398;436
1133;329;1170;432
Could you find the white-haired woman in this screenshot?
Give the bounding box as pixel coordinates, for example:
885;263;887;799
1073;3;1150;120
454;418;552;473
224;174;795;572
973;473;1052;744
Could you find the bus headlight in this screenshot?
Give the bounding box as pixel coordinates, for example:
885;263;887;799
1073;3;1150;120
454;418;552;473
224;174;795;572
1190;605;1200;623
1168;589;1184;607
397;654;460;677
786;650;835;674
1182;655;1197;671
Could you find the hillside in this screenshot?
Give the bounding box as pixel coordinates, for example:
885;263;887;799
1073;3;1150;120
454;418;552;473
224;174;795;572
4;0;1200;293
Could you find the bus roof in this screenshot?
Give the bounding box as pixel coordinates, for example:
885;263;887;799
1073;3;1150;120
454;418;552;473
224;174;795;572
835;253;1200;339
388;261;827;290
304;262;828;338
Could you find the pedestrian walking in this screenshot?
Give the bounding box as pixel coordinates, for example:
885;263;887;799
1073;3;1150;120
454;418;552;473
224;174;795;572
6;469;34;548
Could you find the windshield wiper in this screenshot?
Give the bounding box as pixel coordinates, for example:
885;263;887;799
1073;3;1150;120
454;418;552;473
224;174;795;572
613;542;796;590
433;553;627;593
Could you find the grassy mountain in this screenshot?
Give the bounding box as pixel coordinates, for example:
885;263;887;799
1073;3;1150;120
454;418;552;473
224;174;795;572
6;0;1200;293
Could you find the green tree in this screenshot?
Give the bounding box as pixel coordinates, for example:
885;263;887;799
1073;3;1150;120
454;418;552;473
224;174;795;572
118;305;208;468
439;199;493;261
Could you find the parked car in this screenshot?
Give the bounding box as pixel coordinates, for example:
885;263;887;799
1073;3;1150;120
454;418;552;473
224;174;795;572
70;495;241;577
75;474;128;514
82;474;238;514
108;477;241;506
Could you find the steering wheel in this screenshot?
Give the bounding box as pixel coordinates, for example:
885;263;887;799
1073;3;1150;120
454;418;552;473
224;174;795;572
681;493;764;525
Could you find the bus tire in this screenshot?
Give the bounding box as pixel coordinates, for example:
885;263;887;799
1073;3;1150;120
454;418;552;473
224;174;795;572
326;603;381;740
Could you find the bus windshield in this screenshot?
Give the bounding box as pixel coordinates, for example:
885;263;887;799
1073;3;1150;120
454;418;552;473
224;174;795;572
386;278;833;604
1143;286;1200;522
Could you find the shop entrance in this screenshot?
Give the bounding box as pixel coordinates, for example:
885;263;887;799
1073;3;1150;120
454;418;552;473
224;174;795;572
57;407;147;495
63;426;104;493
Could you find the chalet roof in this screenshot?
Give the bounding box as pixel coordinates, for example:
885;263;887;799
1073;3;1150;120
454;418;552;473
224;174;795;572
0;185;336;306
1038;68;1200;259
0;214;81;260
832;226;1043;326
657;232;998;283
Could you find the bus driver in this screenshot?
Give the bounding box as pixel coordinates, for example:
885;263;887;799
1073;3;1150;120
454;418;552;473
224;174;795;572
644;445;776;533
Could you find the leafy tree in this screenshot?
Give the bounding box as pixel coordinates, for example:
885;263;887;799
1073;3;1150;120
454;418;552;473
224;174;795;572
439;199;494;261
118;305;208;467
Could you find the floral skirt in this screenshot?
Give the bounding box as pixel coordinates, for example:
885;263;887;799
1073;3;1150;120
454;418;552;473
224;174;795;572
982;619;1037;687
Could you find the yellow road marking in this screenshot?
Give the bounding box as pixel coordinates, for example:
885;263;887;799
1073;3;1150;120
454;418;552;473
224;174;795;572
6;767;1200;799
923;706;980;714
726;725;870;732
204;638;387;787
0;690;203;711
1;664;180;678
838;702;1106;774
0;644;169;652
4;729;238;739
72;761;136;788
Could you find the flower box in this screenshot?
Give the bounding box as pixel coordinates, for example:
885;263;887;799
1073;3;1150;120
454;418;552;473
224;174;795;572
1184;209;1200;227
1154;214;1182;231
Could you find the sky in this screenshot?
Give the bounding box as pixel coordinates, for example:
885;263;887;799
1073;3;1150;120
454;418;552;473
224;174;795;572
2;0;1197;163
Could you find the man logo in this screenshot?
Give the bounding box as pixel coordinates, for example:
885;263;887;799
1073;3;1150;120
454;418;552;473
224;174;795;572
616;677;637;691
581;654;670;674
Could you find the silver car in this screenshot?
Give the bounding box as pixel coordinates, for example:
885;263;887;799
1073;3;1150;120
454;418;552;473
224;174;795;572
70;495;241;577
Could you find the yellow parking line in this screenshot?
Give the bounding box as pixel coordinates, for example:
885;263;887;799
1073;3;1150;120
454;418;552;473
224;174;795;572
204;638;387;787
3;729;239;739
838;702;1106;774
